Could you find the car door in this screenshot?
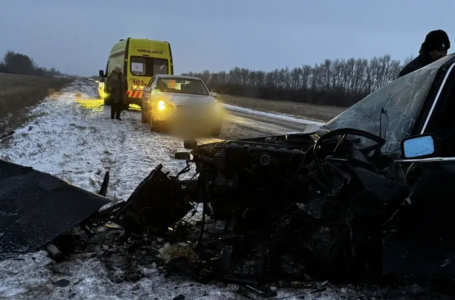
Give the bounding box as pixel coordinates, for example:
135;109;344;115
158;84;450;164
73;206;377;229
383;141;455;278
381;56;455;278
410;53;455;137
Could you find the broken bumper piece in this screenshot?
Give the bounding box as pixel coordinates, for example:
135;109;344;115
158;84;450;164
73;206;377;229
0;159;110;261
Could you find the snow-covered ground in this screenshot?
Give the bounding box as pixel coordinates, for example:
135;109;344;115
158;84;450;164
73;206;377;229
0;79;452;299
0;80;192;202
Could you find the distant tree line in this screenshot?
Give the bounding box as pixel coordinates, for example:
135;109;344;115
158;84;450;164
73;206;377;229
0;51;63;77
184;55;413;107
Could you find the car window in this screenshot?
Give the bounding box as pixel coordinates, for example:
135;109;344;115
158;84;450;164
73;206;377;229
154;77;209;96
323;55;453;157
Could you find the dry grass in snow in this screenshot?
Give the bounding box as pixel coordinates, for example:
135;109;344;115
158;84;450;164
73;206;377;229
0;73;72;132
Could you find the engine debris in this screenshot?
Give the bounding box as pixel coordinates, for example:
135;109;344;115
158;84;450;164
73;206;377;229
74;129;455;286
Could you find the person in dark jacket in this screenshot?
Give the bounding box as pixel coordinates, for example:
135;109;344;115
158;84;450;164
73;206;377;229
107;65;128;120
398;30;450;78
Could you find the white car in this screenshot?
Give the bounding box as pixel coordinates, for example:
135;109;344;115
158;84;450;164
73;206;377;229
141;75;224;136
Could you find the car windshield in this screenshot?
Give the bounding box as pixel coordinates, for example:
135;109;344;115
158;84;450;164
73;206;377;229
322;55;452;157
155;77;209;96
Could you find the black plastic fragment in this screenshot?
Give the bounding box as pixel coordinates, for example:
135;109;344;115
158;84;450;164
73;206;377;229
98;171;109;196
0;159;110;261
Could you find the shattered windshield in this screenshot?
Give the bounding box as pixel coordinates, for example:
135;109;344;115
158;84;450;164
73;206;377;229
322;56;452;157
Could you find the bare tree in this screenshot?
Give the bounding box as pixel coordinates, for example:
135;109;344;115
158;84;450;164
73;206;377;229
0;51;63;77
184;54;409;107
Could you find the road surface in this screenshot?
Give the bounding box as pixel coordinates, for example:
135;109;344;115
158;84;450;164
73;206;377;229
220;110;320;140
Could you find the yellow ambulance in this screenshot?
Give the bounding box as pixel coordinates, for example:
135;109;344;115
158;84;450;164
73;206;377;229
98;38;174;108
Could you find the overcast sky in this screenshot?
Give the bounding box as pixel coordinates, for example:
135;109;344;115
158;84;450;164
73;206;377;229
1;0;455;76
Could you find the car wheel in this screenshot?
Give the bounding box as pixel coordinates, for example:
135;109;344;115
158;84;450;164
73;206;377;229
210;123;222;137
151;120;166;133
141;112;149;123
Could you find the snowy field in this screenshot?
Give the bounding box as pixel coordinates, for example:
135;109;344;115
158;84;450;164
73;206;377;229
0;79;452;299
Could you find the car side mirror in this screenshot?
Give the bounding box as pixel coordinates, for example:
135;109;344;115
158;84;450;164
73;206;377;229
210;91;218;98
143;87;151;93
99;70;105;77
401;134;437;159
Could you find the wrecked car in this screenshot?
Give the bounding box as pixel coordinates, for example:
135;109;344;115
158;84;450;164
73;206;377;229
101;53;455;282
3;53;455;286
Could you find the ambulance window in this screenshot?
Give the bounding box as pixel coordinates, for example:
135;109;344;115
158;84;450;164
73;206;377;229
153;59;169;75
130;56;169;76
130;57;146;76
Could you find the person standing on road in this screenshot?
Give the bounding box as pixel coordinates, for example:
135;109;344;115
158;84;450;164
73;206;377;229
107;65;128;120
398;30;450;78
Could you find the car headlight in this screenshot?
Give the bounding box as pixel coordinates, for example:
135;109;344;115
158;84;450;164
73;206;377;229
158;100;166;111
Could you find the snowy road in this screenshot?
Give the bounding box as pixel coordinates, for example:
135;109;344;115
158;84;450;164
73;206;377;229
0;79;453;299
220;110;321;140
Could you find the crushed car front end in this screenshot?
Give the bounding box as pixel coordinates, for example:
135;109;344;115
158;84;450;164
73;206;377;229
109;129;412;281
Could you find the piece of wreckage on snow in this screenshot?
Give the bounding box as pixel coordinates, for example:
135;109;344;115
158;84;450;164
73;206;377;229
4;54;455;283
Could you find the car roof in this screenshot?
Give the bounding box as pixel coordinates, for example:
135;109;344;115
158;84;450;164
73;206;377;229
156;74;202;80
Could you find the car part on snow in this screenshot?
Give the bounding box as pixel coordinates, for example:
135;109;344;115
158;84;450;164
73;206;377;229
98;171;110;197
183;139;197;150
46;243;63;260
175;152;191;160
0;160;111;261
106;164;194;235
